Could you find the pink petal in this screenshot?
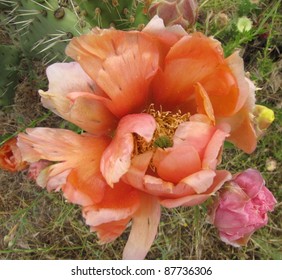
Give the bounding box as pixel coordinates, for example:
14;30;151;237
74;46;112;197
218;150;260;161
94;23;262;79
123;194;161;260
233;169;264;198
101;114;156;187
45;62;96;96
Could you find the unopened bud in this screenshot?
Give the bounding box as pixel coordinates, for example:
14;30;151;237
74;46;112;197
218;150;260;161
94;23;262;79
148;0;198;29
253;105;275;138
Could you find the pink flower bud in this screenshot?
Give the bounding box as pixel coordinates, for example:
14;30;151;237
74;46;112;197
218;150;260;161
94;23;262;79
208;169;277;247
148;0;198;29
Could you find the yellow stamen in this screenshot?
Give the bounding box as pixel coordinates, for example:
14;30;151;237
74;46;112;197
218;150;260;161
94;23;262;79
133;105;190;156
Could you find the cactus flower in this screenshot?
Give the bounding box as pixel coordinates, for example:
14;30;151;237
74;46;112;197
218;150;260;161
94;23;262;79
2;16;271;259
208;169;277;247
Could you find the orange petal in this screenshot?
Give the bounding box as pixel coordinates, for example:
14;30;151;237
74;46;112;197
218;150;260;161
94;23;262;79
101;114;156;187
0;138;27;172
227;109;257;153
66;29;159;117
199;63;239;117
153;33;224;109
123;194;161;260
90;218;131;244
194;83;215;124
82;181;141;244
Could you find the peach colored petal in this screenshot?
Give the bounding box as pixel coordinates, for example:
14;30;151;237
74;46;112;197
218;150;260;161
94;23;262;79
122;151;154;190
66;92;117;135
36;167;70;192
153;144;201;184
0;138;27;172
143;170;215;198
180;169;216;194
45;62;96;94
225;51;252;113
101;114;156;187
62;177;94;206
123;194;161;260
66;29;159;117
173;121;215;156
161;193;210;208
161;170;231;208
18;128;110;200
202;124;230;170
144;175;175;196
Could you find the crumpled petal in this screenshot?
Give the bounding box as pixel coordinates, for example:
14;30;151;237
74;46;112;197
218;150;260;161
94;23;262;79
0;138;27;172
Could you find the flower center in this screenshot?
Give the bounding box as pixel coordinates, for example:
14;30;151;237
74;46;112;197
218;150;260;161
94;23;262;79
133;105;190;155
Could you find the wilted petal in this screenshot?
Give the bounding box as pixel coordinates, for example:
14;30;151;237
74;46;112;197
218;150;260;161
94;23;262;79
101;114;156;187
123;194;161;260
208;169;276;247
